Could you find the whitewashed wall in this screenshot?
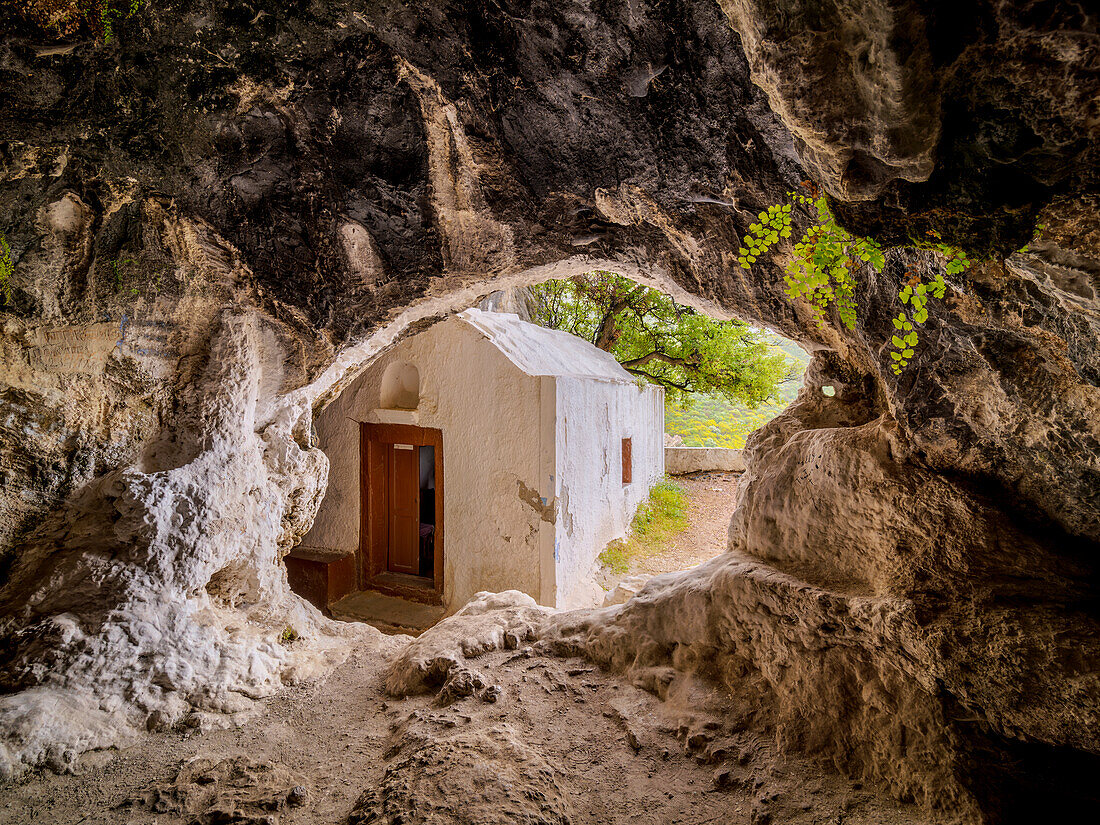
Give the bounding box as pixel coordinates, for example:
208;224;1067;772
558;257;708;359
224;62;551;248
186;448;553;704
301;321;550;611
553;377;664;608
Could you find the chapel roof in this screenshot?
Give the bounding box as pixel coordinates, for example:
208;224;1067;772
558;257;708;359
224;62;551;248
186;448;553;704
458;308;637;383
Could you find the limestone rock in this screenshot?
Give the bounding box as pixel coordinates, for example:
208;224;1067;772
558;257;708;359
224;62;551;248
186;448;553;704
718;0;940;201
717;2;1099;252
602;575;653;607
1;3;1098;820
349;724;573;825
385;591;552;698
132;756;309;824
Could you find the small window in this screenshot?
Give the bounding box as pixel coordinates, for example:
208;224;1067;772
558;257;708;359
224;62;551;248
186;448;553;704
621;437;632;485
380;361;420;409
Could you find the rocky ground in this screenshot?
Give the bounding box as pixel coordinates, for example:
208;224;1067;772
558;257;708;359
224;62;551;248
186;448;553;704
3;4;1098;820
0;619;926;825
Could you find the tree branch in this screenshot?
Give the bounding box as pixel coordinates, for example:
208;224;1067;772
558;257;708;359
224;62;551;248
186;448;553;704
624;367;692;391
619;350;693;369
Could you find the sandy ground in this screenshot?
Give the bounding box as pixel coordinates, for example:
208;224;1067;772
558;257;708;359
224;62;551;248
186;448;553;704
634;472;741;575
0;635;927;825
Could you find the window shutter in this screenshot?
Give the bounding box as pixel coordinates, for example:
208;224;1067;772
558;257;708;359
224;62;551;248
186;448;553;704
621;437;632;484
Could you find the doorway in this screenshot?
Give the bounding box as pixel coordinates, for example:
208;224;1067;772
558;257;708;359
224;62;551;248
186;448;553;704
360;423;444;604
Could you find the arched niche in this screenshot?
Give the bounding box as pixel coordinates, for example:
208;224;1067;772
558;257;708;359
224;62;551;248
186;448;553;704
379;360;420;410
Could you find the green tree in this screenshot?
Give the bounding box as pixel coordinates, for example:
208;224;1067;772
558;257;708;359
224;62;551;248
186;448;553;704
527;271;797;406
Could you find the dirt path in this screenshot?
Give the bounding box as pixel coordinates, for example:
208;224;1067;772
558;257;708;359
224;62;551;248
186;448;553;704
596;472;742;596
0;473;926;825
0;638;924;825
632;471;741;576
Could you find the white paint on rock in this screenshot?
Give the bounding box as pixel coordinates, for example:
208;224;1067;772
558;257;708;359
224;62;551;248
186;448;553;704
0;311;384;778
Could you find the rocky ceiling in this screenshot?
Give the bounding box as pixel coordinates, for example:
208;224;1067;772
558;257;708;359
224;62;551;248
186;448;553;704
0;1;1098;820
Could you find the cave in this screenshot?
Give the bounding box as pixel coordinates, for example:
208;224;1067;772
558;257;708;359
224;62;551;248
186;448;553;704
1;1;1098;823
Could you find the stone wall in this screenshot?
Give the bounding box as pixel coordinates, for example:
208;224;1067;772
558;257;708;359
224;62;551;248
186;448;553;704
665;447;747;475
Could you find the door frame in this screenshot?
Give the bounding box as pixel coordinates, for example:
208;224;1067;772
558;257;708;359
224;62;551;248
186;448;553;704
360;422;444;604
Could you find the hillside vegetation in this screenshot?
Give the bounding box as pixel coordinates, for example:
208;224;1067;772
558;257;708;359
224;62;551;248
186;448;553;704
666;337;809;448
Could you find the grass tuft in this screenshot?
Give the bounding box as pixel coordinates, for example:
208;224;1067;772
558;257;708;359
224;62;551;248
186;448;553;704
598;478;688;574
278;626;299;645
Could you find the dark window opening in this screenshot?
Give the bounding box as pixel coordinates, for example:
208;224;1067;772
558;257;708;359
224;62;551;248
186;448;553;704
418;445;436;577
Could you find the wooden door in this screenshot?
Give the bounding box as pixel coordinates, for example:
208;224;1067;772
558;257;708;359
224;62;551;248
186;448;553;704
387;443;420;574
361;422;445;603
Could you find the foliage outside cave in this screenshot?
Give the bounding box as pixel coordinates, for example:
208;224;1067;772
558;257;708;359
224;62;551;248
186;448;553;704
664;339;808;448
527;271;799;407
598;478;688;574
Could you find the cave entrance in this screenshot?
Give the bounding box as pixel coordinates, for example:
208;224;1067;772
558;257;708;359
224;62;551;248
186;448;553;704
290;270;807;626
360;422;444;598
293;300;668;626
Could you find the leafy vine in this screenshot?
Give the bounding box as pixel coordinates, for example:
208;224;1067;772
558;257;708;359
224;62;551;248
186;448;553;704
738;189;971;375
100;0;144;42
886;235;969;373
16;0;145;41
0;233;13;306
739;191;885;331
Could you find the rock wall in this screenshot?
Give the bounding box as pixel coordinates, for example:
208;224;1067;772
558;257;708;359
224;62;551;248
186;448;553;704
717;1;1100;253
1;2;1098;820
1;0;795;775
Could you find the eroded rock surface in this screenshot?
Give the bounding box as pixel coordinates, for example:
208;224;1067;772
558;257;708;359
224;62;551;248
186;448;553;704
385;591;551;699
131;755;309;825
349;724;573;825
718;2;1100;251
2;0;808;776
1;3;1098;822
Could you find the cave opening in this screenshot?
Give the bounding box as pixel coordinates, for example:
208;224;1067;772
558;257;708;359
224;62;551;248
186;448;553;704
285;270;811;632
514;272;810;453
512;272;811;592
1;2;1094;815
